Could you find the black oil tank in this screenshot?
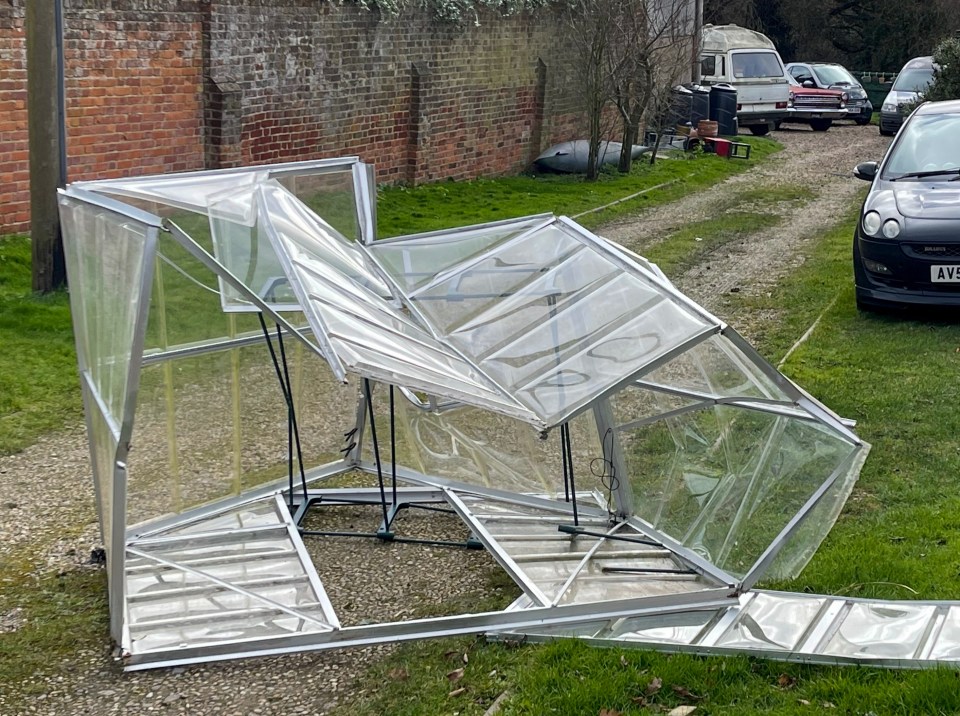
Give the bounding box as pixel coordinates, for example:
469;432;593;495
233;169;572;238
709;83;738;136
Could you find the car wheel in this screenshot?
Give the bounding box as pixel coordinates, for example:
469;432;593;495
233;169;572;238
879;127;895;136
854;116;871;126
773;121;782;130
749;125;770;136
810;119;832;132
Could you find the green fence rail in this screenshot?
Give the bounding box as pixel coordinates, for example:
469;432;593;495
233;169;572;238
853;71;899;109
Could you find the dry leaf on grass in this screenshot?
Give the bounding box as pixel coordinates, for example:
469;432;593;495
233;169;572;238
646;676;663;696
387;667;408;681
449;687;467;697
446;668;465;682
667;706;697;716
598;709;622;716
777;674;797;689
672;685;702;701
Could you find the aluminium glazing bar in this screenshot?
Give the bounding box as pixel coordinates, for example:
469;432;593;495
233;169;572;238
110;224;159;643
58;187;165;228
276;494;342;631
359;463;610;519
141;325;315;367
442;488;551;606
372;213;555;246
123;586;735;671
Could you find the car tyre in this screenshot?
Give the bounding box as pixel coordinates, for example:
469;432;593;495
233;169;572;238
854;116;871;126
810;119;832;132
879;127;895;136
749;125;770;136
773;120;782;130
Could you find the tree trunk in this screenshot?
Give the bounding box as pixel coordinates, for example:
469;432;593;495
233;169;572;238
618;122;639;173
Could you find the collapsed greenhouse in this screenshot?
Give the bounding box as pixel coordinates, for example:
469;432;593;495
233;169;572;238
59;157;876;671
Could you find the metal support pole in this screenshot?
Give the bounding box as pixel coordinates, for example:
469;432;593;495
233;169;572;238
26;0;68;291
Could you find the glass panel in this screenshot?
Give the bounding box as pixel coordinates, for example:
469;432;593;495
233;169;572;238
127;339;359;529
612;609;718;643
823;603;936;659
277;167;361;243
209;185;300;312
714;592;827;650
370;216;551;292
640;334;791;402
359;389;608;500
59;197;150;427
618;403;858;580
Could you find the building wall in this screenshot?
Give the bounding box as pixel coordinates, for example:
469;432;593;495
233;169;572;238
2;0;623;234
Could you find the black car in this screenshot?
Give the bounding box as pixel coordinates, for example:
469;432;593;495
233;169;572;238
785;61;873;125
853;99;960;311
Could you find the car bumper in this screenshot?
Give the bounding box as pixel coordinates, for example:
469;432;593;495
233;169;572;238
846;101;873;119
880;111;903;133
855;235;960;306
782;108;847;122
738;110;789;126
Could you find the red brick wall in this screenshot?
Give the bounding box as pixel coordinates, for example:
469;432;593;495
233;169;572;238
0;5;29;231
1;0;590;234
66;2;204;182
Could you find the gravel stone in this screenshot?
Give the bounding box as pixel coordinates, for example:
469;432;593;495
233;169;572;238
0;124;890;714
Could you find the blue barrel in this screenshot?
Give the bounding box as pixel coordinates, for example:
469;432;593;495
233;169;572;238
709;84;738;136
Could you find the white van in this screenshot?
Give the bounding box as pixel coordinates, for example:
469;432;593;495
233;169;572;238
699;24;790;136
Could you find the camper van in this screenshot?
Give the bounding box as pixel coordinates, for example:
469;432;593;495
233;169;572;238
699;24;790;136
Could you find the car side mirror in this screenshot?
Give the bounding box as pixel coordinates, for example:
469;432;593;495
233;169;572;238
802;80;814;88
854;161;879;181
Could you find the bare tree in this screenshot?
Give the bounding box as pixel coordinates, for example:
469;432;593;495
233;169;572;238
565;0;695;179
607;0;692;172
563;0;619;180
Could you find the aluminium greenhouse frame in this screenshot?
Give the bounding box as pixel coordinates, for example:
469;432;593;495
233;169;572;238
60;158;868;670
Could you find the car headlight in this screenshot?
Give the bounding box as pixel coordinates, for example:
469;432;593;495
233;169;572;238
882;101;897;112
882;219;901;238
841;92;849;102
862;211;882;235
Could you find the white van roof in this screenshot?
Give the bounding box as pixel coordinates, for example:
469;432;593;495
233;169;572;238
702;24;777;53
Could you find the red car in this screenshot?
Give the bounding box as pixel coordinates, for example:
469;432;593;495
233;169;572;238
776;75;848;131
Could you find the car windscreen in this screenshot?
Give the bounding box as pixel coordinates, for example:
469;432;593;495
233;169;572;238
732;52;783;79
881;113;960;179
892;68;934;93
813;65;857;86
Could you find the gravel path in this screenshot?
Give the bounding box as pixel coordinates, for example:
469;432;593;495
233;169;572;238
0;122;891;715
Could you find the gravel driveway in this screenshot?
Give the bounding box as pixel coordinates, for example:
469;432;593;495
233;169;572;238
0;122;891;715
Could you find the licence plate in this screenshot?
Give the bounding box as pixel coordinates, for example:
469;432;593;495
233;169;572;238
931;265;960;282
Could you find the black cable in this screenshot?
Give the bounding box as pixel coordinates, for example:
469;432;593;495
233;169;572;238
590;428;620;517
363;379;392;535
389;385;398;507
258;314;295;508
563;423;579;526
560;422;570;503
276;323;308;499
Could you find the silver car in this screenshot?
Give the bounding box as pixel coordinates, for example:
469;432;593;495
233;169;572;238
880;57;936;136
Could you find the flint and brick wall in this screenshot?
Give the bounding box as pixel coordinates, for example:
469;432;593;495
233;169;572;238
0;0;591;235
